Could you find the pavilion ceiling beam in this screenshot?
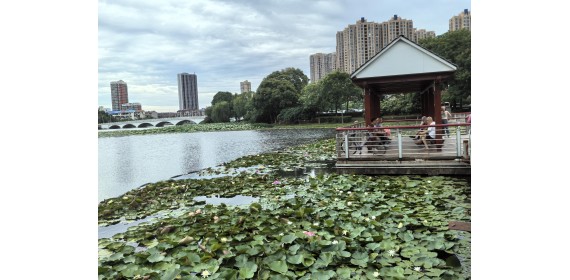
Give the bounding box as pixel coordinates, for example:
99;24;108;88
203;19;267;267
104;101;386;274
418;82;435;95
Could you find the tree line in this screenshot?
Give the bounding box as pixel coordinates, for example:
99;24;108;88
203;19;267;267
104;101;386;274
204;29;470;123
204;68;363;124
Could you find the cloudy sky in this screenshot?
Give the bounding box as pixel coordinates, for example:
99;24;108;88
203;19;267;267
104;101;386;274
98;0;471;112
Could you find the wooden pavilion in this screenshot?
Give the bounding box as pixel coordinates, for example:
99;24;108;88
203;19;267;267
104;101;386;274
351;35;457;145
333;35;470;175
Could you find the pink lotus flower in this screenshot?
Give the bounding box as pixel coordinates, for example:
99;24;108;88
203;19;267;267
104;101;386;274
303;231;316;237
272;180;281;185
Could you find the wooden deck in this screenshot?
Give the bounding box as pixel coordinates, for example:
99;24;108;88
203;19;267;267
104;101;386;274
336;135;471;175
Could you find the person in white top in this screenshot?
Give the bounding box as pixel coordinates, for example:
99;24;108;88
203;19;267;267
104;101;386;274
416;116;436;149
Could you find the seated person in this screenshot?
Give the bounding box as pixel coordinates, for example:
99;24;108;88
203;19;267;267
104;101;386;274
415;117;436;149
364;123;378;150
372;117;391;144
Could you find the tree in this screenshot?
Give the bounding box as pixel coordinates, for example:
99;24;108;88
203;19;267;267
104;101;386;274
264;68;309;96
98;110;113;123
251;78;299;123
319;71;362;112
419;29;471;109
206;91;235;122
211;91;234;106
380;93;421;116
248;68;308;123
211;101;231;122
299;82;323;117
232;91;253;122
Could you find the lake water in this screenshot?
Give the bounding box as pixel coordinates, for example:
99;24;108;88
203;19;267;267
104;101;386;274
98;129;335;202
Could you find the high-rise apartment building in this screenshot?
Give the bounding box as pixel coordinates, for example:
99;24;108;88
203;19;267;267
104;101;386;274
110;80;129;111
412;29;436;42
240;80;252;93
177;73;199;112
380;15;414;51
335;16;435;74
449;9;471;32
309;52;336;83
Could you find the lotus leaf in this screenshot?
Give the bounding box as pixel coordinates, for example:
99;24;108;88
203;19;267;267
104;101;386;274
238;262;257;279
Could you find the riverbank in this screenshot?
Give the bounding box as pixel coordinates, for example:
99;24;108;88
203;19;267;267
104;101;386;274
97;122;357;138
98;137;471;279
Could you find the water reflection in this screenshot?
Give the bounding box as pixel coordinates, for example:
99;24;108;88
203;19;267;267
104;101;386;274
99;129;335;202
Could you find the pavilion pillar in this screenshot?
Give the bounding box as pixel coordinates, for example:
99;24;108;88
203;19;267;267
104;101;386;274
433;81;443;151
371;93;380;122
364;86;373;126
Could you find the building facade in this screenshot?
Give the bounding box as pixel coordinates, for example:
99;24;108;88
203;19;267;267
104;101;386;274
177;73;199;113
120;102;142;111
335;16;435;74
449;9;471;32
110;80;129;111
240;80;252;93
309;52;336;83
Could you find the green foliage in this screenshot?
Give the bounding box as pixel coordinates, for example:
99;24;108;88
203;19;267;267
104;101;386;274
252;68;307;123
319;71;362;112
419;29;471;109
211;91;234;106
211;101;231;123
381;93;422;115
98;110;113;123
298;82;323;118
265;67;309;95
276;106;312;124
233;91;253;121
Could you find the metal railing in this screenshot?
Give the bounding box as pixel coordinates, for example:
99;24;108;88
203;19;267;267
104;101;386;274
336;123;471;161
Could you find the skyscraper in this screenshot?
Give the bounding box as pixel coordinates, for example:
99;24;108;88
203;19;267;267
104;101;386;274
309;52;336;83
110;80;128;111
335;16;435;74
177;73;199;112
449;9;471;32
240;80;251;93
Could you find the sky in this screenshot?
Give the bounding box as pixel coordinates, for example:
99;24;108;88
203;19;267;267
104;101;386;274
98;0;471;112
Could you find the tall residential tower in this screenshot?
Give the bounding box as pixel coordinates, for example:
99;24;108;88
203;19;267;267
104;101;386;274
309;52;337;83
240;80;252;93
335;16;435;74
177;73;199;113
110;80;128;111
449;9;471;32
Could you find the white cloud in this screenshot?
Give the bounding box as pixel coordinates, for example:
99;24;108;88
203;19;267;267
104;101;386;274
98;0;471;109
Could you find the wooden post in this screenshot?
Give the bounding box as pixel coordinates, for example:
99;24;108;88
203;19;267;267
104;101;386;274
364;86;372;126
434;82;443;151
463;140;469;160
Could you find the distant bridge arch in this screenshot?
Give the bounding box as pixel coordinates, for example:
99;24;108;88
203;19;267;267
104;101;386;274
99;116;205;130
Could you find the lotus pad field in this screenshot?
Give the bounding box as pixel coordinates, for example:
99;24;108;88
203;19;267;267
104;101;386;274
98;138;471;279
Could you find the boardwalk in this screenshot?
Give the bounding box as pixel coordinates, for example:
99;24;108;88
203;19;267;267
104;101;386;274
335;127;471;175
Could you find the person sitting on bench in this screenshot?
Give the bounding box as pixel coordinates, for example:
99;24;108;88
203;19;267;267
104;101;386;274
372;117;391;145
415;116;436;149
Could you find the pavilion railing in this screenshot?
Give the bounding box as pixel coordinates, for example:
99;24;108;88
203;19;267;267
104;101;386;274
335;123;471;161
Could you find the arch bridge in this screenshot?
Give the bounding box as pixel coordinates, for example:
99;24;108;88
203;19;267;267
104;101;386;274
98;116;205;130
